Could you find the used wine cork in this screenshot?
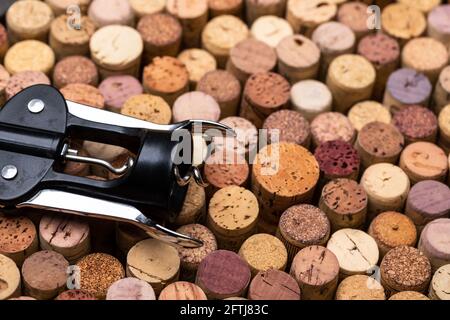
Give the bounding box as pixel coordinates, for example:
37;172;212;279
6;0;54;43
398;0;441;13
393;106;438;144
173;91;221;122
429;264;450;300
368;211;417;258
137;13;182;64
196;70;241;119
428;5;450;48
44;0;91;16
248;269;300;300
226;38;277;84
121;94;171;125
22;250;69;300
336;275;386;300
239;233;288;276
5;70;50;100
53;56;98;89
159;281;207;300
106;278;156;300
0;24;8;61
290;80;332;121
129;0;165;18
99;75;144;113
127;239;180;295
208;0;243;17
337;1;371;40
202;15;249;67
4;40;55;76
383;68;432;114
84;143;126;177
88;0;134;28
326;54;376;113
115;223;148;259
357;33;401;100
286;0;337;36
310;112;356;148
389;291;429;300
419;218;450;273
0;254;21;300
250;15;293;48
0;65;9;105
49;15;96;60
166;0;209;49
196;250;251;299
319;179;368;231
348;101;392;132
174;183;206;226
55;290;97;301
327;229;379;277
380;246;432;296
178;49;216;88
142;56;189;107
63;147;90;177
276;204;331;263
0;215;38;267
207;186;259;251
239;72;290;129
263;110;310;148
90;25;143;79
61;83;105;108
434;66;450;114
439;104;450;153
245;0;286;25
381;3;426;44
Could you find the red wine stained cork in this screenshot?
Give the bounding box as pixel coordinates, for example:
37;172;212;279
174;183;206;226
290;80;332;122
314;140;360;181
239;72;290;129
398;0;441;13
327;229;379;277
335;275;386;300
263;110;310;148
122;94;172;125
310;112;356;148
439;104;450;153
137;13;182;64
326;54;376;113
357;33;400;100
106;278;156;300
178;49;216;88
429;264;450;300
5;71;50;100
208;0;243;17
173;91;221;122
166;0;209;49
434;66;450;114
248;269;300;300
380;246;432;296
348;101;392;132
60;83;105;108
88;0;134;28
419;218;450;272
49;15;96;60
45;0;91;16
428;5;450;48
98;76;143;113
286;0;337;36
197;70;241;119
252;143;320;224
159;281;207;300
22;250;69;300
6;0;54;43
290;245;339;300
250;15;293;48
4;40;55;76
389;291;429;300
55;290;97;300
227;39;277;84
383;68;432;114
245;0;286;25
53;56;98;89
368;211;417;258
0;254;21;300
0;65;9;106
0;24;9;61
115;223;148;259
207;186;259;251
337;2;371;40
392;105;438;144
129;0;165;18
142;56;189;107
195;250;251;299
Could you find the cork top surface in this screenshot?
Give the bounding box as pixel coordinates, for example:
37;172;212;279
244;72;290;109
53;56;98;88
276;34;320;69
381;3;427;39
357;33;400;66
428;5;450;33
336;275;385;300
288;0;337;25
389;291;429;300
130;0;165;16
229;39;277;75
106;277;156;300
407;180;450;216
321;178;367;215
55;290;97;300
176;224;217;267
0;215;36;253
369;211;417;248
400;142;448;179
122;94;172;125
7;0;54;31
4;40;55;75
387;69;432;105
337;2;369;33
143;56;189;94
312;22;355;52
61;83;105;109
99;75;143;110
430;264;450;300
438;66;450;92
173;91;221;122
250;16;294;48
361;163;410;200
166;0;208;19
197;70;241;103
39;215;89;249
314;140;360;177
204;151;249;189
439;104;450;137
178;49;217;83
402;37;449;71
202;15;249;52
398;0;441;13
5;70;50;99
358;122;405;158
0;254;20;300
420;218;450;259
328;54;376;90
51;15;95;45
159;281;207;300
290;80;332;113
310;112;355;145
348;101;392;132
88;0;134;27
248;269;300;300
213;116;258;157
263;110;310;146
137;13;182;46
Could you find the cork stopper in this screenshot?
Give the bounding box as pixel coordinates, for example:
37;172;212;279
0;254;21;300
121;94;172;125
61;83;105;109
159;281;207;300
208;0;243;17
248;269;300;300
250;15;293;48
204;151;249;192
53;56;99;89
88;0;134;28
428;5;450;48
429;264;450;300
173;91;221;122
439;104;450;152
115;223;148;257
314;140;360;180
392;105;438;144
263;110;310;147
348;101;392;132
328;54;376;91
99;75;144;113
129;0;165;18
55;290;97;301
357;33;400;67
5;71;51;100
381;3;426;41
106;278;156;300
434;66;450;114
4;40;55;76
389;291;429;300
286;0;337;33
178;49;217;86
290;80;332;121
245;0;286;25
44;0;91;16
310;112;355;147
398;0;440;13
174;182;206;226
337;2;370;38
336;275;386;300
418;218;450;273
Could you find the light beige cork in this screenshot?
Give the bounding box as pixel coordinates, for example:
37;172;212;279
286;0;337;35
0;254;21;300
438;104;450;154
121;94;172;125
250;15;293;48
45;0;91;16
389;291;430;300
129;0;166;18
381;3;426;43
348;101;392;131
159;281;207;300
397;0;440;13
336;275;386;300
433;67;450;115
429;264;450;300
178;49;217;88
4;40;55;76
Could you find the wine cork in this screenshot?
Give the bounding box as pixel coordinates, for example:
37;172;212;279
248;269;300;300
389;291;429;300
239;233;288;276
250;15;293;48
173;91;221;122
83;143;126;177
5;70;50;100
252;143;320;224
9;296;36;301
88;0;134;28
178;49;216;88
159;281;207;300
0;65;9;106
286;0;337;36
127;239;180;295
310;112;356;148
419;218;450;272
63;147;90;176
22;250;69;300
263;110;310;148
434;66;450;114
142;56;189;107
439;104;450;153
380;246;432;296
392;105;438;144
314;140;360;181
326;54;376;113
197;70;241;119
337;2;371;40
0;254;21;300
53;56;98;89
348;101;392;132
381;3;426;44
121;94;172;125
428;5;450;48
0;24;9;62
4;40;55;76
98;75;143;113
166;0;209;48
129;0;165;19
208;0;243;17
6;0;54;43
398;0;441;13
226;38;277;84
335;275;386;300
60;83;105;108
106;278;156;300
55;290;97;300
319;179;368;231
207;186;259;251
276;204;331;263
49;15;96;60
312;22;355;81
90;25;143;79
357;33;401;100
202;15;249;67
196;250;251;299
137;13;182;64
429;264;450;300
174;183;206;226
44;0;91;16
290;80;332;122
327;229;379;277
368;211;417;258
245;0;286;25
239;72;290;129
115;223;148;259
0;215;38;267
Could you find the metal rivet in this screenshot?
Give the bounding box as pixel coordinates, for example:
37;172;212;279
1;165;18;180
27;99;45;113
